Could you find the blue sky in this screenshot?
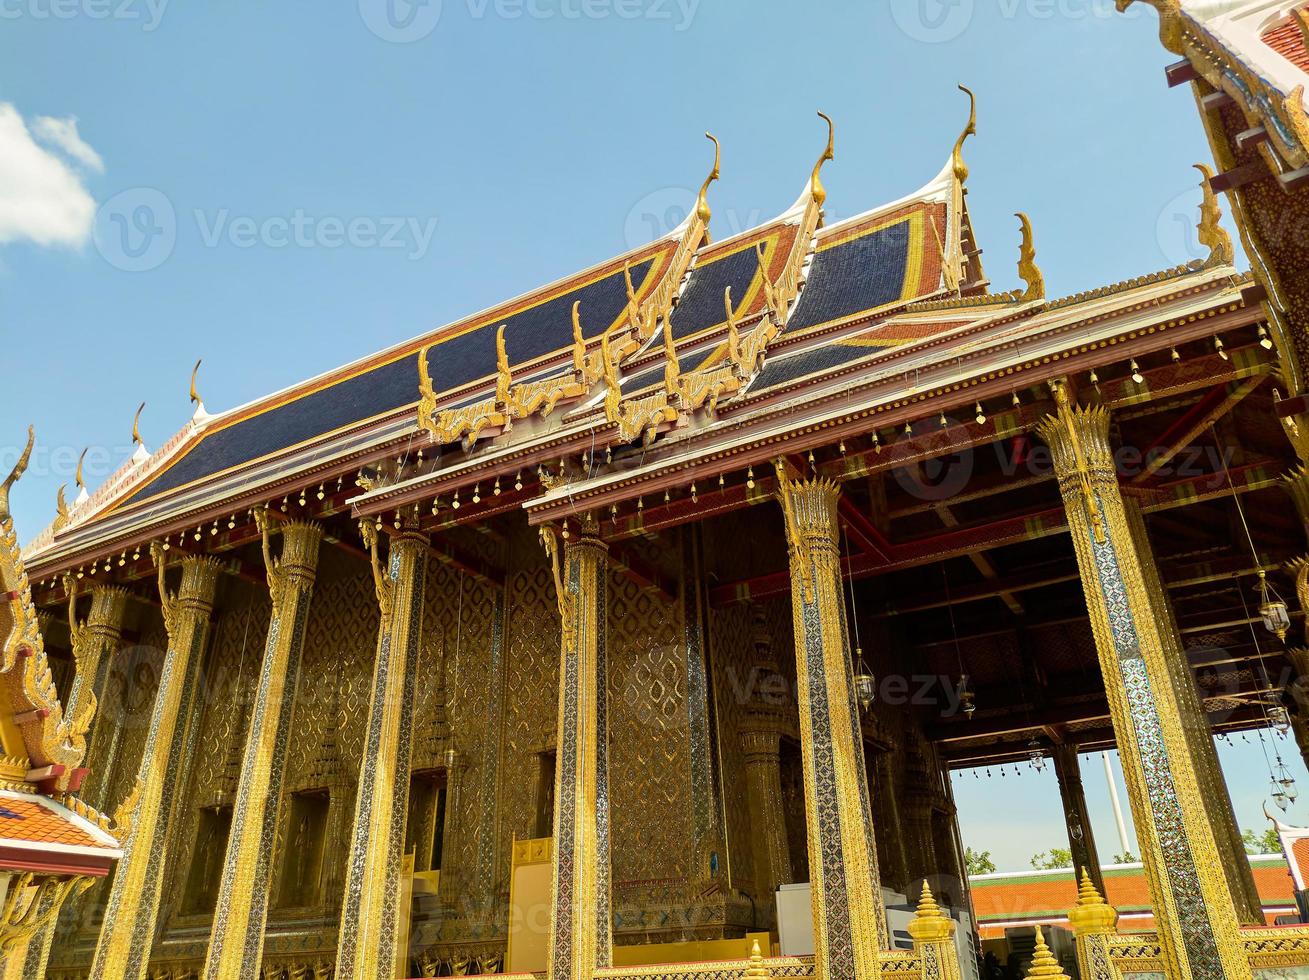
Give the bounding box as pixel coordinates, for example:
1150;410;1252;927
1;1;1294;872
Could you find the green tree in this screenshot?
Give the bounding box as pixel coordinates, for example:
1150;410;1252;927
965;848;996;876
1113;851;1137;864
1243;828;1283;855
1029;848;1074;870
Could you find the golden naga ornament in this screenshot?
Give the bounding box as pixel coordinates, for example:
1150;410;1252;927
1015;212;1046;303
1193;163;1234;269
952;84;977;185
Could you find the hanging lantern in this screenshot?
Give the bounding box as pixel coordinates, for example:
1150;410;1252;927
853;671;876;713
959;676;976;720
1258;571;1291;641
851;647;875;714
1027;738;1046;773
1271;775;1290;812
1277;759;1300;805
1269;704;1292;736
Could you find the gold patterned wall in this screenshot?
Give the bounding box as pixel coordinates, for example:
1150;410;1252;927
608;573;691;890
499;531;562;892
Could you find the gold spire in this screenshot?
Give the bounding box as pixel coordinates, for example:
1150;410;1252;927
189;358;202;406
131;402;145;447
811;111;835;207
907;882;955;943
1194;163;1234;268
744;939;769;978
1015;212;1046;302
1067;868;1119;936
0;427;33;523
75;447;87;493
1025;927;1071;980
953;84;978;184
695;132;721;228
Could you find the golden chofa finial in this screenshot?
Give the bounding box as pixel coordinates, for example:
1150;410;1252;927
811;111;835;207
695;132;721;227
0;426;35;522
1194;163;1234;268
75;448;87;493
131;402;146;447
1015;212;1046;302
953;85;978;184
54;484;70;532
571;300;587;376
189;358;203;405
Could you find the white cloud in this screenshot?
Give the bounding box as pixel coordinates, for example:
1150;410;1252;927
0;103;98;248
32;115;104;173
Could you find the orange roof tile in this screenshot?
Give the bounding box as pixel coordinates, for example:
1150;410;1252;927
0;796;102;848
1262;6;1309;73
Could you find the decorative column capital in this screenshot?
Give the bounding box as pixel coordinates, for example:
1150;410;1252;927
774;467;840;604
85;585;132;632
739;728;782;763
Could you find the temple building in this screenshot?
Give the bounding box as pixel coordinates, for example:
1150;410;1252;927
8;3;1309;979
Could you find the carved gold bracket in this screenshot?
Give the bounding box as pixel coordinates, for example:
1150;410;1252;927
360;519;393;621
539;525;575;649
255;508;287;618
1194;163;1235;269
0;872;94;952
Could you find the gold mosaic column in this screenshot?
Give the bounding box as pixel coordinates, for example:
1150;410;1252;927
1051;744;1105;899
1037;387;1251;980
740;728;792;913
334;518;429;980
436;747;465;907
90;551;222;980
541;516;612;980
740;603;792;915
203;517;322;980
775;470;886;980
681;525;725;887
